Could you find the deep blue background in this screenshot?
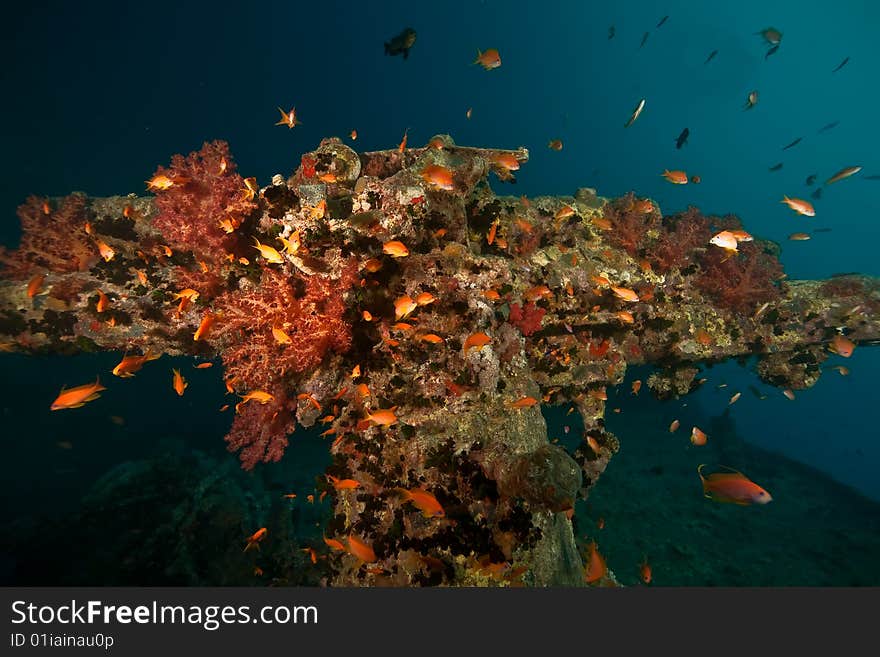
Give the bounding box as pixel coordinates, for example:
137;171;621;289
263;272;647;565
1;0;878;505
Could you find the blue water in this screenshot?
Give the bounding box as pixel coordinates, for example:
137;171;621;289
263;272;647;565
1;1;878;583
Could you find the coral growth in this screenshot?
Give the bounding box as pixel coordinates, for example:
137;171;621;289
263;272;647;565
224;388;296;470
508;302;546;336
150;141;256;263
695;242;784;312
601;192;661;257
645;207;712;273
0;194;97;278
213;261;358;391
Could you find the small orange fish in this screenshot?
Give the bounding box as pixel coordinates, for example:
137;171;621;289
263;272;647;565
829;334;855;358
554;205;576;221
253;237;284;264
193;313;215;341
219;404;230;412
236;390;275;412
640;557;652;584
662;169;689;185
272;326;293;345
50;377;107;411
243;527;267;552
690;426;708;446
614;311;635;324
275;106;302;128
362;310;373;321
112;351;160;378
597;517;605;530
690;175;702;184
297;392;321;410
463;332;492;353
832;365;850;376
394;295;417;321
324;535;347;551
133;268;148;285
306;494;315;504
788;232;811;241
383;240;410;258
172;369;188;396
710;230;739;252
318;172;338;184
473;48;501;70
418;333;444;344
510;396;539;408
482;289;501;301
363;258;383;273
729;230;753;243
524;285;552;302
548;139;563;151
396;488;445;518
698;464;772;505
584;541;607;584
783;389;796;400
487;220;498;245
781;196;815;217
282;493;297;500
631;380;642;395
41;200;51;215
350;129;358;141
415;292;436;307
347;535;377;563
95;239;115;262
491;152;520;171
95;289;110;313
218;217;236;234
420;164;455;191
634;199;654;213
327;475;361;490
27;273;45;298
366;407;398;427
398;129;408;153
146;174;186;191
610;286;639;302
194;362;213;369
302;547;318;564
253;567;263;576
355;383;371;398
160;245;173;257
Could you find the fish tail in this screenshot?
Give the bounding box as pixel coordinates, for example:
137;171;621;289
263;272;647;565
473;49;482;64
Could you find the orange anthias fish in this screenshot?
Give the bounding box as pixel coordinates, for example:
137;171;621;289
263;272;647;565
172;369;188;396
510;396;539;408
781;196;816;217
710;230;739;253
463;332;492;353
631;380;642;395
690;426;708;446
662;169;689;185
347;535;377;563
50;377;107;411
275;106;302;128
327;475;361;490
415;292;436;307
548;139;563;151
95;239;116;262
698;464;772;505
473;48;501;70
194;362;213;369
112;351;160;378
27;273;45;298
829;333;855;357
394;295;418;321
366;407;398;427
146;173;188;191
583;541;608;584
193;313;215;341
383;240;410;258
420;164;455;191
418;333;445;344
640;557;652;584
272;326;293;345
610;286;639;302
324;535;347;551
243;527;268;552
253;237;284;264
491;152;520;172
669;419;680;433
236;390;276;412
95;289;110;313
396;488;445;518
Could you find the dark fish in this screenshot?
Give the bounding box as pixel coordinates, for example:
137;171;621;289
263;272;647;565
765;44;780;59
812;227;833;233
657;15;669;28
768;162;783;172
864;174;880;180
675;127;689;149
748;386;768;400
705;49;718;64
817;121;840;133
384;27;417;60
805;174;817;186
811;187;823;200
640;32;650;48
832;56;850;73
608;25;615;40
782;137;802;151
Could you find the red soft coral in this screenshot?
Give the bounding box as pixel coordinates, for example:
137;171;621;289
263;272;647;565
150;140;255;263
1;194;98;278
210;260;358;468
224;388;296;470
644;206;712;273
695;242;784;312
509;301;546;336
601;192;662;257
